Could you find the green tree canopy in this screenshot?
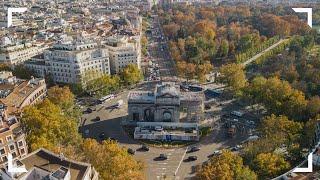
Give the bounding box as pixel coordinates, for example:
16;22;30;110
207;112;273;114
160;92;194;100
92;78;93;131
21;99;81;152
245;76;307;120
253;153;290;179
120;64;143;85
219;63;247;95
196;150;257;180
81;139;145;180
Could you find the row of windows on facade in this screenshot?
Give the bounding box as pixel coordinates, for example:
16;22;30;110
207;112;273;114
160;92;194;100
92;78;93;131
28;89;46;104
50;59;107;68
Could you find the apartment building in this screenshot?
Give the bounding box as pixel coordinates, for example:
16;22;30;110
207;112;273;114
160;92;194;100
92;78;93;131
0;43;48;65
0;71;47;113
103;35;141;74
25;40;111;85
0;148;99;180
0;105;27;165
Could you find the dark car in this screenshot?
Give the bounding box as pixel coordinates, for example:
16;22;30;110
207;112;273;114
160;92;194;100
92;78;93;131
140;145;149;151
155;154;167;161
98;132;105;140
187;156;198;161
86;108;93;113
188;146;201;153
127;148;135;155
95;116;101;121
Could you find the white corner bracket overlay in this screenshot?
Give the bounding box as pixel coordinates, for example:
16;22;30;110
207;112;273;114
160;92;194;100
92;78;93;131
292;8;313;28
7;153;27;173
292;153;313;173
7;8;27;28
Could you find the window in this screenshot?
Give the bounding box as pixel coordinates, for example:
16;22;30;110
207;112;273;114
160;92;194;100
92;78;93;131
0;148;5;155
18;141;23;147
2;156;7;162
20;148;25;155
9;144;15;151
6;135;12;142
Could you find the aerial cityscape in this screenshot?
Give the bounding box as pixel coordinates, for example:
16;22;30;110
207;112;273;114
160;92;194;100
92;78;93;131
0;0;320;179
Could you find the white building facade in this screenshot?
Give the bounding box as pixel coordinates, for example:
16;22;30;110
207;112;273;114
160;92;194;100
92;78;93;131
0;43;47;65
103;35;141;74
25;40;111;85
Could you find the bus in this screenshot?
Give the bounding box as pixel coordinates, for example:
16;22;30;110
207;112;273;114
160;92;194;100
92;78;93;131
99;94;115;103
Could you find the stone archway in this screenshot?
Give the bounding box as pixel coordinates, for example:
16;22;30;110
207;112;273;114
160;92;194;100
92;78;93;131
144;108;154;122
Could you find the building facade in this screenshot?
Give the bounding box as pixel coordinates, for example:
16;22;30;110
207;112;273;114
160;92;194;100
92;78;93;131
128;83;204;141
0;73;47;113
0;43;48;65
25;40;111;85
128;83;203;123
103;35;141;74
0;106;27;165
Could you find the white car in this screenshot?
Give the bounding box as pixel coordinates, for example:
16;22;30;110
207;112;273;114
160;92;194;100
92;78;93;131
213;150;221;155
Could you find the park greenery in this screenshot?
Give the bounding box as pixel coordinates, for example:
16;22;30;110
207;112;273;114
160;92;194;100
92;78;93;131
156;3;320;180
20;86;144;180
157;4;312;82
84;64;142;97
196;150;257;180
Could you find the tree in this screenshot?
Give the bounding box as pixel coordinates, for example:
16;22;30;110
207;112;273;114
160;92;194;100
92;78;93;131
196;150;257;180
219;63;247;94
196;62;213;82
47;86;75;111
120;64;142;85
0;63;10;71
86;74;121;97
253;153;290;179
185;63;196;81
81;139;144;180
141;35;148;56
260;114;302;146
302;117;320;148
163;23;180;39
21;99;81;152
219;40;229;57
245;76;307;120
307;96;320;118
12;64;35;79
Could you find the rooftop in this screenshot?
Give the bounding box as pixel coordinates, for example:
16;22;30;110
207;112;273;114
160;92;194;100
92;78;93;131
19;148;94;180
128;91;155;103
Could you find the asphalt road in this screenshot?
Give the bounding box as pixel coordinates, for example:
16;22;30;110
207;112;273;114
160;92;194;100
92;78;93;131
78;83;255;179
147;14;176;79
77;13;260;180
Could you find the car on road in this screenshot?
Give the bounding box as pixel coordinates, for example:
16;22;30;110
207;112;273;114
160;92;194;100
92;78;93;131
231;111;244;117
188;146;201;153
86;107;95;113
154;126;163;132
208;150;222;158
140;145;149;151
127;148;135;155
98;132;105;140
95;116;101;121
187;156;198;161
158;154;167;160
115;100;124;108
